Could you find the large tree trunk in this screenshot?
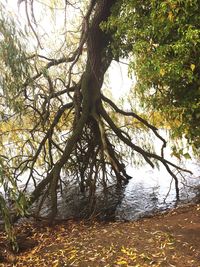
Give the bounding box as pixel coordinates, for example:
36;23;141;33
29;0;121;221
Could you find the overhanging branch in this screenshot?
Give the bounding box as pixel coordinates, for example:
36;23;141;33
101;94;167;156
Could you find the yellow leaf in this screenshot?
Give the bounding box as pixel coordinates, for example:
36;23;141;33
52;260;59;267
160;68;165;76
168;11;174;21
190;64;195;71
116;260;128;265
69;254;76;261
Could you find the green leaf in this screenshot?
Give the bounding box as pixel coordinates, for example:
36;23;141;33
183;153;191;160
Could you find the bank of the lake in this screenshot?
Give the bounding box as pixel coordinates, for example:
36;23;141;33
0;203;199;267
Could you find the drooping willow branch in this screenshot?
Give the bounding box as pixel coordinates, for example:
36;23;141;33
27;103;72;172
101;94;167;157
99;102;191;174
98;103;192;199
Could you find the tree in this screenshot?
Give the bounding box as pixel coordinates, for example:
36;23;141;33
106;0;200;152
0;0;191;248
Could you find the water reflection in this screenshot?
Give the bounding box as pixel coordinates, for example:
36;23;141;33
37;184;124;221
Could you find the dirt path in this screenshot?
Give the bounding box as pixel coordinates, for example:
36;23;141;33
0;204;199;267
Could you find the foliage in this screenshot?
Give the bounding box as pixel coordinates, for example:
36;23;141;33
0;3;31;114
106;0;200;152
0;3;33;247
0;155;29;250
0;193;17;250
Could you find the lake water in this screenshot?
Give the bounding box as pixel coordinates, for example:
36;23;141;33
50;156;199;221
1;131;200;221
55;131;200;221
116;159;200;221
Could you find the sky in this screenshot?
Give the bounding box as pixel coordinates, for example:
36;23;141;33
108;60;134;100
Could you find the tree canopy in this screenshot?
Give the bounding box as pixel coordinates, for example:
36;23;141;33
0;0;197;249
106;0;200;152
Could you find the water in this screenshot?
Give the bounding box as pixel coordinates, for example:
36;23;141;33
116;160;200;221
1;131;200;222
115;131;200;220
53;131;200;221
48;157;199;221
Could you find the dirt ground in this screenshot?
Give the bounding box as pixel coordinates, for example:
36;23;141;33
0;203;199;267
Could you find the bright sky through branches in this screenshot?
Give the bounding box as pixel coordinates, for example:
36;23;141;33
1;0;134;100
108;60;134;100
